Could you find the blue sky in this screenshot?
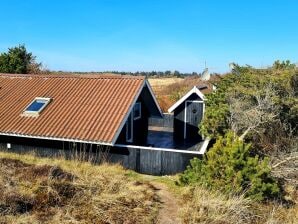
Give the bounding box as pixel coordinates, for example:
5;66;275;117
0;0;297;73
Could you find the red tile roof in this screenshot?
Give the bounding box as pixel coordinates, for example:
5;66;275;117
0;73;145;145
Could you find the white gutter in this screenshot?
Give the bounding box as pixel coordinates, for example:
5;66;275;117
115;138;210;155
0;133;210;155
198;138;209;154
0;132;113;146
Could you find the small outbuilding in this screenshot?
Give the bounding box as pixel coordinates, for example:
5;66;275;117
168;86;206;142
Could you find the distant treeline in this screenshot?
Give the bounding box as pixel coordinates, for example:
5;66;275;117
102;70;200;77
53;70;203;78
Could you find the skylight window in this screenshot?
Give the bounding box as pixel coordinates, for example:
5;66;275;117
23;97;51;116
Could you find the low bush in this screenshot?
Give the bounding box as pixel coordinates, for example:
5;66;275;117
179;132;280;201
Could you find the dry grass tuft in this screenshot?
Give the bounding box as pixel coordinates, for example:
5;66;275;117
0;152;160;224
148;77;184;89
179;185;298;224
180;186;253;224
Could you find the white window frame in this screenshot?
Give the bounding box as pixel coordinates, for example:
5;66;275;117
23;97;51;116
133;102;141;120
126;113;133;143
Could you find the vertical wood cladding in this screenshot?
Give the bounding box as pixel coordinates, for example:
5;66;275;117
0;136;200;175
173;93;203;142
116;85;160;145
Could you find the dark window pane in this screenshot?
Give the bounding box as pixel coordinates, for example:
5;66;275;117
126;113;132;141
26;100;46;112
134;103;141;119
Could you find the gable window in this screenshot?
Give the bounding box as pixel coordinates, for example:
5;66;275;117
133;102;141;120
23;97;51;116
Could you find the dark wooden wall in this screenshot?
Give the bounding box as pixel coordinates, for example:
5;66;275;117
134;148;200;175
173;93;203;141
0;140;200;175
116;85;161;145
116;97;149;145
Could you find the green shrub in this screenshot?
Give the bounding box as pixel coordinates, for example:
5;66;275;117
180;132;280;201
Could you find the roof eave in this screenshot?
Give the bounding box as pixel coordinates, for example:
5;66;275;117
144;79;164;118
0;132;113;146
168;86;205;113
110;79;146;145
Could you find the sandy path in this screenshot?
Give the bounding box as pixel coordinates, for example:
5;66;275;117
153;182;182;224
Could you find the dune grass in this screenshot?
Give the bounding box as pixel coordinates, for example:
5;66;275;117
148;76;209;112
0;151;160;224
0;151;296;224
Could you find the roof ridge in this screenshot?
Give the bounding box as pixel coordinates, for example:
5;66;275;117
0;73;145;80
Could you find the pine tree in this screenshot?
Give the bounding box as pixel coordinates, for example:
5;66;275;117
180;132;280;201
0;45;41;74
